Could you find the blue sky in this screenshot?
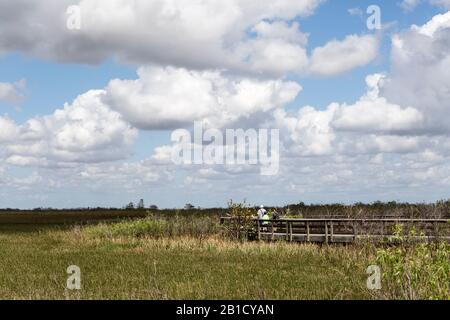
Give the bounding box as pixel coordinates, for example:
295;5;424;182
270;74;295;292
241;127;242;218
1;0;450;208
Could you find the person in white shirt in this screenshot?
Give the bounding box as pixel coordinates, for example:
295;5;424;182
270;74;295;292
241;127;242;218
257;205;267;220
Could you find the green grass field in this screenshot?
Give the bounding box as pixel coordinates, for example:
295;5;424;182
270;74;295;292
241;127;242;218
0;223;375;299
0;212;448;300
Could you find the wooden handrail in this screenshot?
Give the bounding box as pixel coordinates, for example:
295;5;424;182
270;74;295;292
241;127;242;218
222;216;450;243
220;217;449;223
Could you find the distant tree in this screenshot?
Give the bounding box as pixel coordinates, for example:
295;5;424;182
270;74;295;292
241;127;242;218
126;202;135;209
184;203;194;210
149;205;158;210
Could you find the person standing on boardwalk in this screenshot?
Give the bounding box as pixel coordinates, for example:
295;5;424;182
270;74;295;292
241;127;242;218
257;205;266;220
261;210;270;232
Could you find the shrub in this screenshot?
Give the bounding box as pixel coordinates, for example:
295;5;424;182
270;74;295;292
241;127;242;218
374;225;450;300
222;201;255;240
85;212;220;239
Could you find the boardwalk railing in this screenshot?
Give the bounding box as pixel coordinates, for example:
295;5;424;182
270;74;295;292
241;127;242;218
220;217;450;243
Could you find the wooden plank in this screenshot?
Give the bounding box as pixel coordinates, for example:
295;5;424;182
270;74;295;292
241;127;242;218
257;232;450;243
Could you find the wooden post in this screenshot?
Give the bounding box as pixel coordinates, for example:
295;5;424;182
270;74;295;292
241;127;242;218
271;221;274;241
330;221;334;243
238;216;242;239
257;220;261;241
285;221;289;241
289;222;293;242
325;221;329;244
434;221;438;238
306;221;310;242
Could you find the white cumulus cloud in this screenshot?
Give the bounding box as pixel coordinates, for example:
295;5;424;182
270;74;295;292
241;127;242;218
0;79;26;105
103;66;302;130
1;90;138;166
309;34;379;76
0;0;323;75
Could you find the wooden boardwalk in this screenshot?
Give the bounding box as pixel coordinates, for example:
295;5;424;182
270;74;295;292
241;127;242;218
220;217;450;243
